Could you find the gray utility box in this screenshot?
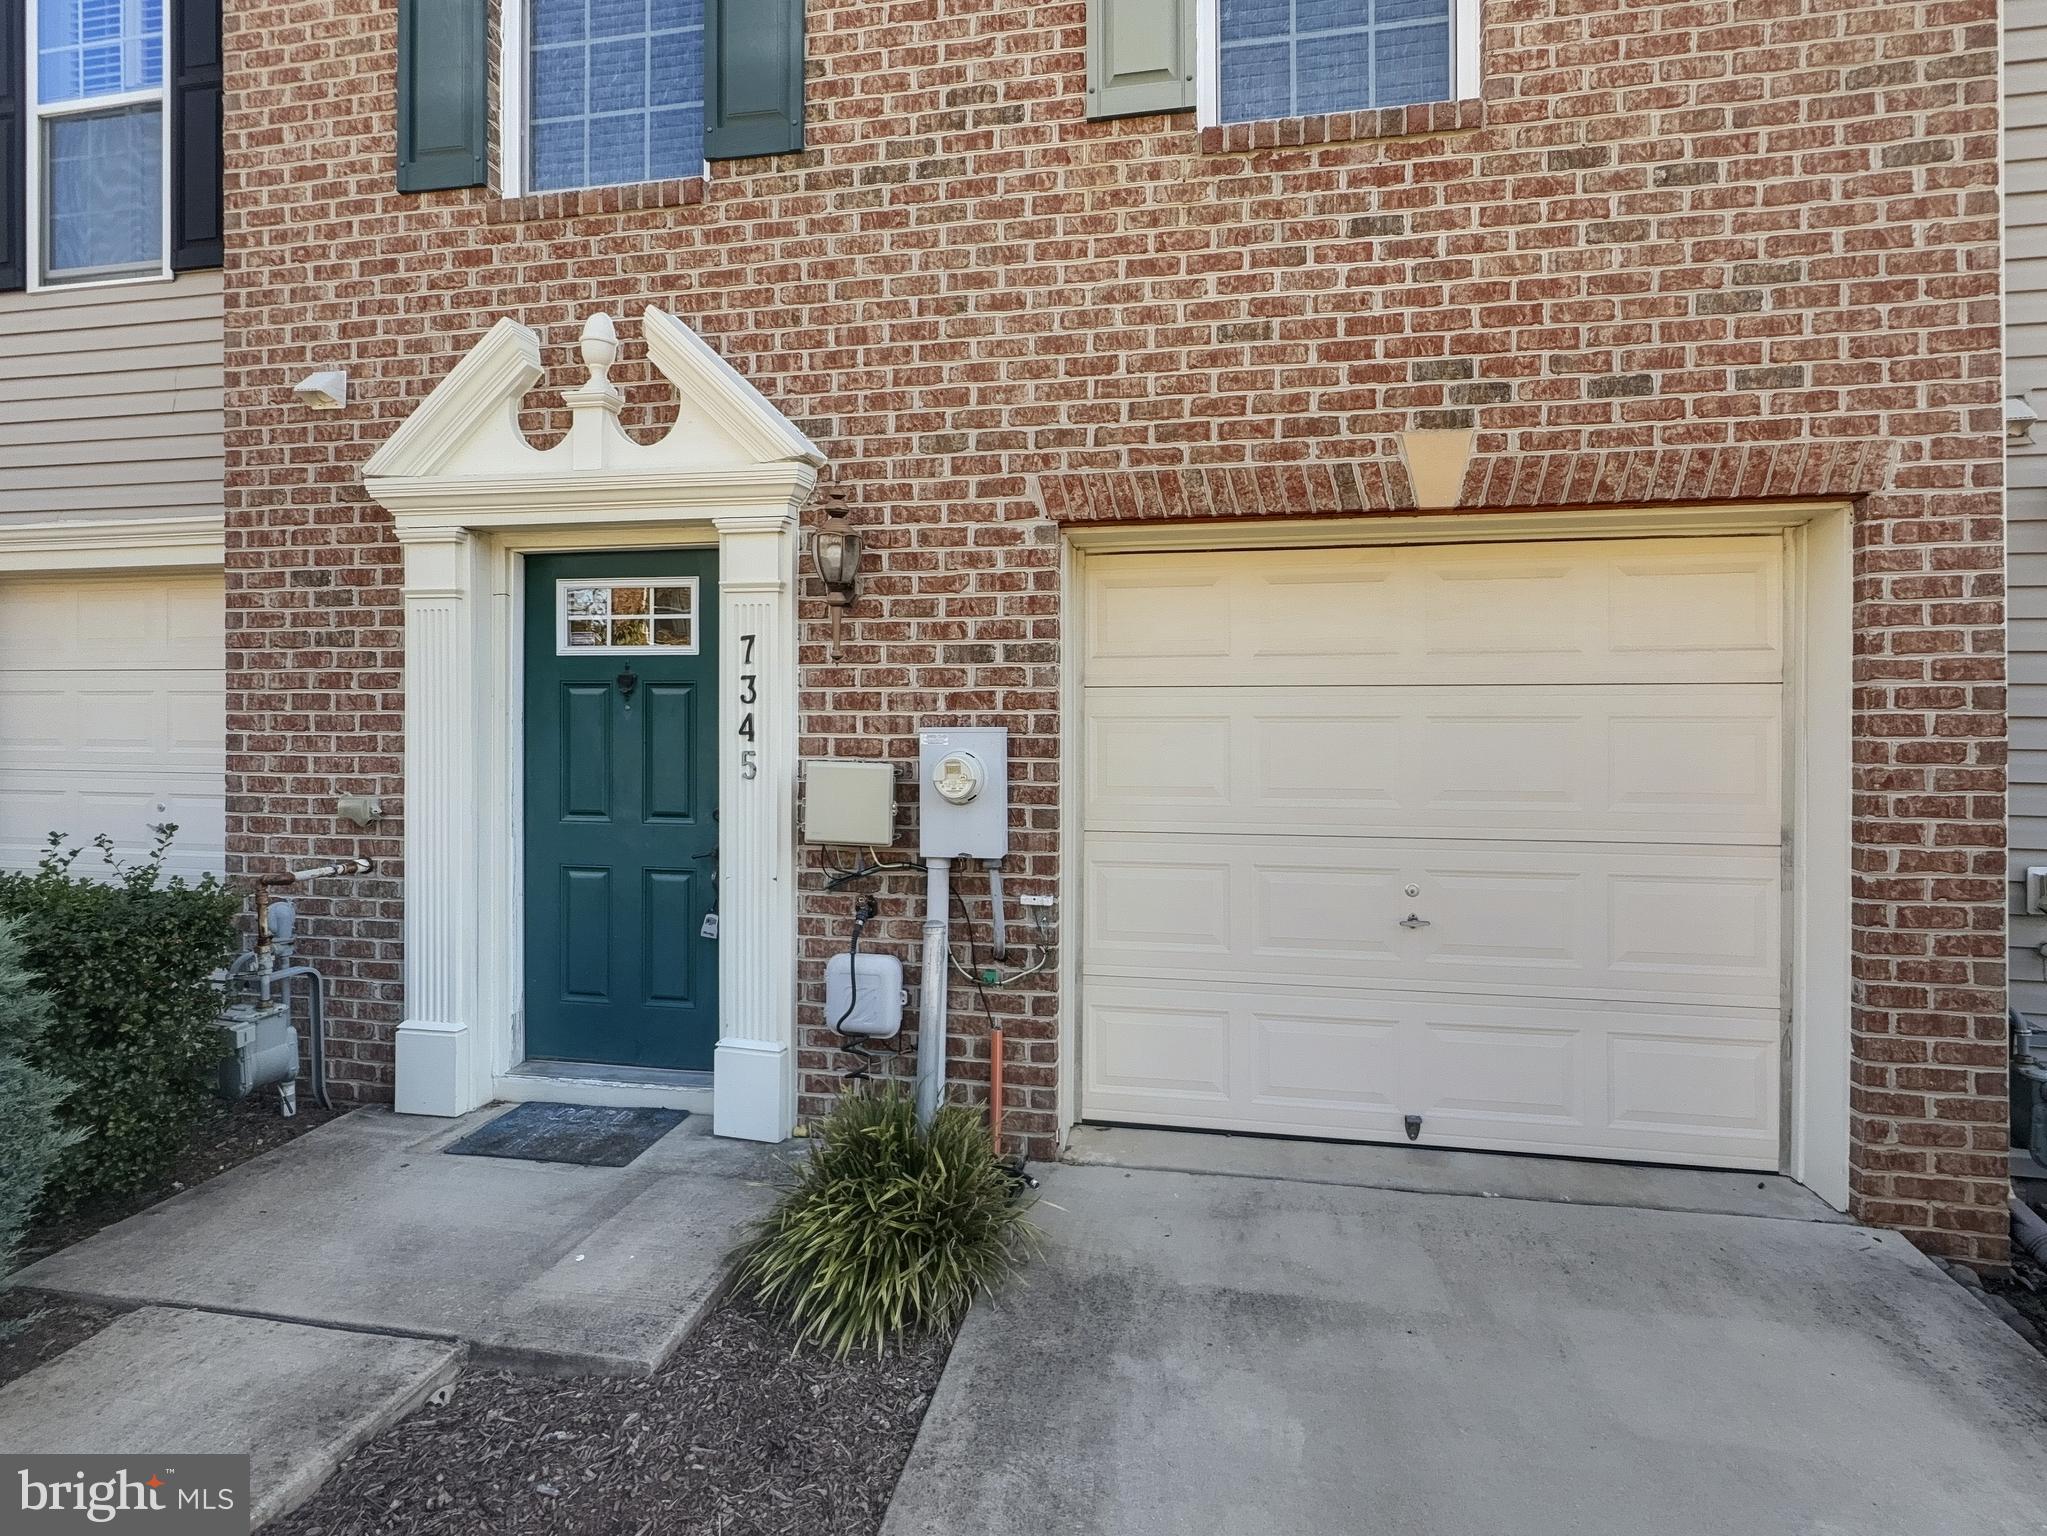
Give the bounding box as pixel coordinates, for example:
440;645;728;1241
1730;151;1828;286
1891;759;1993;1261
917;726;1009;861
215;1001;298;1100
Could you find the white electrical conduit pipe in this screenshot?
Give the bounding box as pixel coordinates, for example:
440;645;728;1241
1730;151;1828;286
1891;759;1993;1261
916;856;952;1129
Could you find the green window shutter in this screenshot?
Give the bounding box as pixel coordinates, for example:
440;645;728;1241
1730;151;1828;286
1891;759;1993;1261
1087;0;1195;119
704;0;804;160
396;0;487;192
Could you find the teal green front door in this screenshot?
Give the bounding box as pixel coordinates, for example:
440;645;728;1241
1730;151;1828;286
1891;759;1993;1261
523;551;719;1070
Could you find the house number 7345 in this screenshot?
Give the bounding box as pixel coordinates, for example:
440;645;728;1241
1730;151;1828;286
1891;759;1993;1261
737;632;759;779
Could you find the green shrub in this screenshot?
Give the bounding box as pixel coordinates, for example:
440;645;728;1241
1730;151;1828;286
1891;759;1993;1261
0;829;240;1211
0;917;78;1277
737;1088;1038;1357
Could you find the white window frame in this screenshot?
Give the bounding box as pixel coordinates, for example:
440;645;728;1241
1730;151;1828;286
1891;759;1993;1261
495;0;711;200
23;0;175;291
1195;0;1483;128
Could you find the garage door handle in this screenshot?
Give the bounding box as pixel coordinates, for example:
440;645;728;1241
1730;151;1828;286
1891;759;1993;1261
1399;912;1431;930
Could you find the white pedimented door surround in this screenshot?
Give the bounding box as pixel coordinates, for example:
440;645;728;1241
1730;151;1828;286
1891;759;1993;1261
362;309;823;1141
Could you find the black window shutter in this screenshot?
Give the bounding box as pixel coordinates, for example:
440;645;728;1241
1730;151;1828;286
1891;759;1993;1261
0;0;24;291
169;0;222;269
704;0;803;160
396;0;486;192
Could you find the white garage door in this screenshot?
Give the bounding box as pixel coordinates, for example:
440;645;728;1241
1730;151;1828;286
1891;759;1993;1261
1079;535;1787;1169
0;572;226;880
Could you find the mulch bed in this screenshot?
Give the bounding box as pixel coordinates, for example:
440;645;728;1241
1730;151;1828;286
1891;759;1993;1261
17;1093;342;1269
1983;1254;2047;1354
264;1297;953;1536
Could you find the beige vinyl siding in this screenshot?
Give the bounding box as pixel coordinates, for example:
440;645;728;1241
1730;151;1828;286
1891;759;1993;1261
0;272;224;525
2010;1;2047;1012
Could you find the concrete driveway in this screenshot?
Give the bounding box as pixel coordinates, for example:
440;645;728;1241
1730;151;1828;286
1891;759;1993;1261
884;1132;2047;1536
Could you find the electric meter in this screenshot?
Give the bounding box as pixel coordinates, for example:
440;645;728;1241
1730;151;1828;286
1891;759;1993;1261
932;750;985;805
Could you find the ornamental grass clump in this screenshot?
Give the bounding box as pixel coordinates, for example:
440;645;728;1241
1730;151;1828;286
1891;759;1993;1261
738;1088;1037;1357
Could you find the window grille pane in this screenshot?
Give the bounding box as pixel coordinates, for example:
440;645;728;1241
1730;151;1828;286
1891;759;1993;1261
556;581;699;655
529;0;704;192
1218;0;1452;123
41;104;163;282
1375;19;1449;106
38;0;165;103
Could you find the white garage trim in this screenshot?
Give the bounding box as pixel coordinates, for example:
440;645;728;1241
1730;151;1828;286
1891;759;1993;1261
0;515;224;573
1057;502;1853;1210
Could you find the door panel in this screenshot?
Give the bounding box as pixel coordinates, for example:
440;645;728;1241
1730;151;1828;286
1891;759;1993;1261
643;868;698;1003
559;684;614;819
524;550;719;1070
641;682;702;823
560;868;613;1000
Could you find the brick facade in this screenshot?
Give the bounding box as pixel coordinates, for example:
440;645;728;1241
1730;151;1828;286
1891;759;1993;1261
221;0;2010;1261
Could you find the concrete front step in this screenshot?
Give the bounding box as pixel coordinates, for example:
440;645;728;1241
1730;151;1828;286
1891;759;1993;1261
0;1305;463;1528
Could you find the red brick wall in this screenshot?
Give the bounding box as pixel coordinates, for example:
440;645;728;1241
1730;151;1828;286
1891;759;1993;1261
220;0;2009;1261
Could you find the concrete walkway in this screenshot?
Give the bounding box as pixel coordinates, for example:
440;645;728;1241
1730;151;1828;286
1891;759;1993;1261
0;1307;462;1527
10;1106;789;1375
885;1136;2047;1536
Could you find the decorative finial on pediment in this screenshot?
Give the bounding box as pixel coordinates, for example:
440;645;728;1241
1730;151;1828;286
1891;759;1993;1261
579;312;620;390
561;311;627;468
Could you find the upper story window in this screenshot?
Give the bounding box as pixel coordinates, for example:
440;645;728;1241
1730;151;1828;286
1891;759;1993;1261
30;0;167;284
1217;0;1451;121
527;0;706;193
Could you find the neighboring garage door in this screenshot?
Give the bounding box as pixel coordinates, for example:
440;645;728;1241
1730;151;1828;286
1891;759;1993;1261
1079;535;1787;1169
0;571;226;879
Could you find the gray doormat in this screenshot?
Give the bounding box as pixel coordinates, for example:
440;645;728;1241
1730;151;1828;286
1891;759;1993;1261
444;1102;688;1167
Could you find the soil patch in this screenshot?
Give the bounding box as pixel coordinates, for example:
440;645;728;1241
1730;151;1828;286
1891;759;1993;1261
1984;1252;2047;1354
265;1297;952;1536
18;1094;342;1267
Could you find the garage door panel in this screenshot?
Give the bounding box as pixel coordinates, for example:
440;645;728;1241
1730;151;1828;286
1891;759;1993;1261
1416;1017;1581;1123
1085;834;1782;1007
1085;536;1783;687
0;574;224;875
1251;1009;1402;1113
1083;982;1781;1167
1085;685;1782;844
1086;854;1236;957
1607;1032;1777;1136
1085;993;1234;1104
1605;551;1781;661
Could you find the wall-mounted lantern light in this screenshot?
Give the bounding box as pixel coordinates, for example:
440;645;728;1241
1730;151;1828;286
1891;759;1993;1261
2009;394;2039;449
809;487;864;656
